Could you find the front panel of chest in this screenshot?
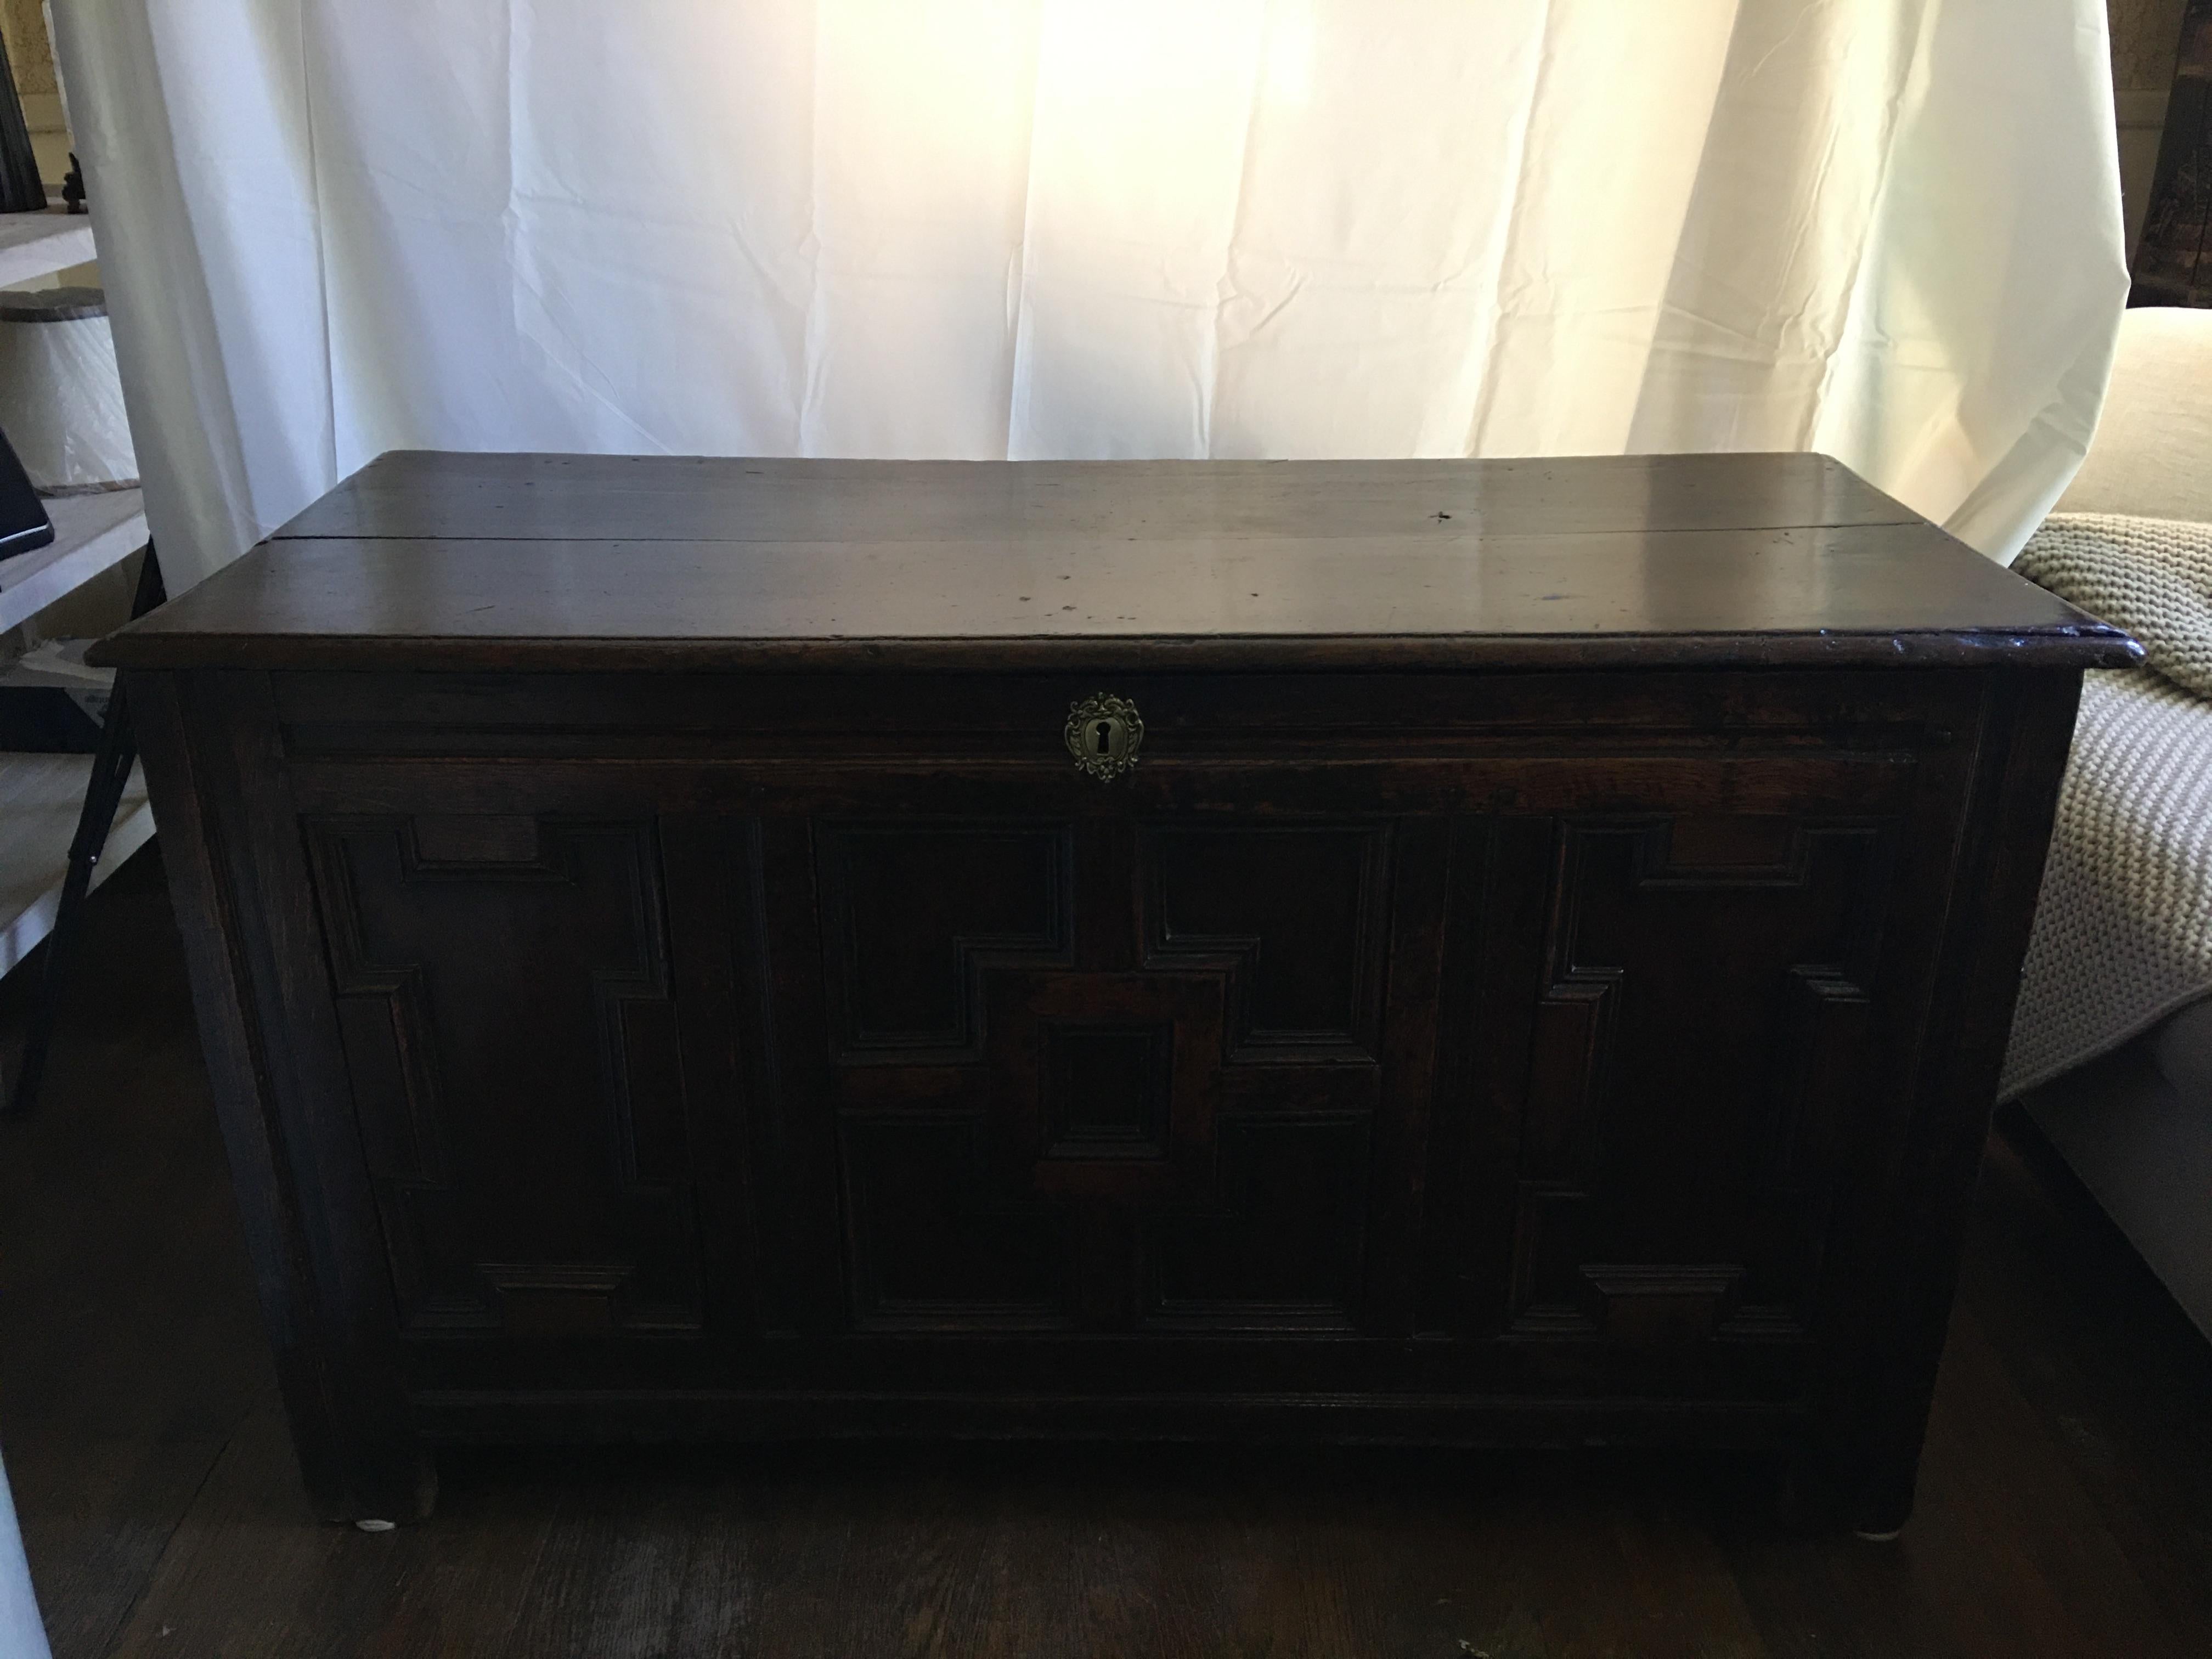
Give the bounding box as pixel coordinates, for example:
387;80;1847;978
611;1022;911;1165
271;668;1982;1389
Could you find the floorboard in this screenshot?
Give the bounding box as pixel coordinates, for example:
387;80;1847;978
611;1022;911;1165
2;848;2208;1659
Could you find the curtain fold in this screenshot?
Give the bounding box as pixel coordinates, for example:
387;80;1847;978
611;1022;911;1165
54;0;2127;591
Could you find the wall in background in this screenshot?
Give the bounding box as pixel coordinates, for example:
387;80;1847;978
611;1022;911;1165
2113;0;2188;253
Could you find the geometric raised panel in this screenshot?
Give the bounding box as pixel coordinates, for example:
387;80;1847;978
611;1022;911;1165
1040;1023;1175;1160
1579;1264;1746;1347
1140;824;1390;1060
1507;815;1891;1340
814;812;1408;1338
839;1118;1073;1328
1144;1116;1372;1329
988;971;1226;1200
984;964;1380;1331
305;814;703;1335
816;821;1073;1062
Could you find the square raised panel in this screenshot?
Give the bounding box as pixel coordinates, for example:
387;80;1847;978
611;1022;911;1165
988;972;1224;1200
1040;1023;1175;1160
840;1118;1074;1329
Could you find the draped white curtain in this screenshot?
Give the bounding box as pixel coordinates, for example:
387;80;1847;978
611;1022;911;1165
53;0;2126;592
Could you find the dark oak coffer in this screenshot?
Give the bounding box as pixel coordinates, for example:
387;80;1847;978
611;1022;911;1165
92;452;2136;1533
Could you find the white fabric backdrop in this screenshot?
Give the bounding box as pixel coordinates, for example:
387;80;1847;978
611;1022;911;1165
52;0;2128;592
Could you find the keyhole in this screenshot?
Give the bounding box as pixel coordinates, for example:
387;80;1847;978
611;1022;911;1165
1093;720;1114;755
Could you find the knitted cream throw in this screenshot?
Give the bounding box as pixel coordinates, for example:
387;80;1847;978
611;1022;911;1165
2000;514;2212;1100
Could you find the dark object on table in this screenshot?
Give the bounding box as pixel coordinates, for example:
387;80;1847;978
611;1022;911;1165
87;451;2137;1539
61;151;83;215
2135;0;2212;304
0;419;50;560
0;30;44;214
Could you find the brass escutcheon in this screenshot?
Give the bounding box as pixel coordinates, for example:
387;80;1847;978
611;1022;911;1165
1065;693;1143;780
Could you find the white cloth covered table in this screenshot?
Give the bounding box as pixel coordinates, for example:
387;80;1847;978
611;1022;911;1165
50;0;2128;592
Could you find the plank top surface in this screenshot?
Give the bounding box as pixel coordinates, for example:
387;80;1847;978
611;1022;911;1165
97;452;2137;672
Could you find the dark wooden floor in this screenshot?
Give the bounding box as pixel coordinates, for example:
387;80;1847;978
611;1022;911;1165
3;849;2210;1659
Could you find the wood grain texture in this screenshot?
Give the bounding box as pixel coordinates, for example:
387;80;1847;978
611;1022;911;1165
5;866;2212;1657
91;454;2136;673
273;451;1927;540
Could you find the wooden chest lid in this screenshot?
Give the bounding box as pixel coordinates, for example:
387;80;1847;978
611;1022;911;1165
92;452;2141;673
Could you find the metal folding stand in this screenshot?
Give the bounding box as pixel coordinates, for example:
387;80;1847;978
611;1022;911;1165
6;541;166;1116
